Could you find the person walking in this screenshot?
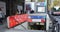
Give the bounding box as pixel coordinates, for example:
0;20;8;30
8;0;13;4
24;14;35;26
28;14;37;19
0;8;3;24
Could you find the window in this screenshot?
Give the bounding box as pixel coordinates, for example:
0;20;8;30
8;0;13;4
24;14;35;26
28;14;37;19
37;7;45;12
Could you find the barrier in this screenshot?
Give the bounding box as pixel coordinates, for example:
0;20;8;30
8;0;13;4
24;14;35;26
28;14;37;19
7;14;32;28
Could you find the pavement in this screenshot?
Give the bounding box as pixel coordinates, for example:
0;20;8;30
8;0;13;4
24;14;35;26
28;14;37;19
0;18;46;32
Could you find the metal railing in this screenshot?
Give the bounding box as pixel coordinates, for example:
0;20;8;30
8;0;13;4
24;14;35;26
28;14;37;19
48;12;60;32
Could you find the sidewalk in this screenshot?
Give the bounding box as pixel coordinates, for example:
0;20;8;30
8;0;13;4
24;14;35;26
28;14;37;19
0;18;46;32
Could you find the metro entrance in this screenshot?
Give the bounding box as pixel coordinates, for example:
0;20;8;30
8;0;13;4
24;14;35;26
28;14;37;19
7;0;48;31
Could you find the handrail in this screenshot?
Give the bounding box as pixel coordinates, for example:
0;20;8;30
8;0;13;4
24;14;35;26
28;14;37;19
48;13;59;32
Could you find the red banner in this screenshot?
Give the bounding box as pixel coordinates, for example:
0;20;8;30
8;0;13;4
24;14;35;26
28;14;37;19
7;14;32;28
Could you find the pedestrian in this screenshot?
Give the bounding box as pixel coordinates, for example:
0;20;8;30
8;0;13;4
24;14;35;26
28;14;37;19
0;8;3;24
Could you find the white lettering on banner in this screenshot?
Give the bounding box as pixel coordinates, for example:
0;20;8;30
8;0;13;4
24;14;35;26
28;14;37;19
14;14;28;22
14;15;20;21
